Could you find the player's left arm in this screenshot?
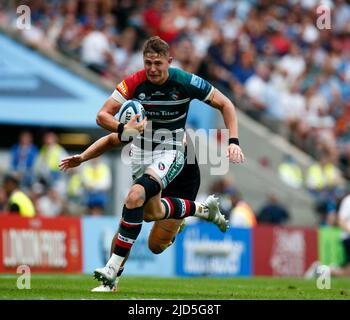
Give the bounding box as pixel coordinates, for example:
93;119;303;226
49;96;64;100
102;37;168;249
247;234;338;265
59;133;120;171
207;88;245;163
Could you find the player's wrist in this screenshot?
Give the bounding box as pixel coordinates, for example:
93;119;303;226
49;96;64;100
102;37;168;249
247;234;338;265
228;137;239;146
117;123;125;141
117;123;125;134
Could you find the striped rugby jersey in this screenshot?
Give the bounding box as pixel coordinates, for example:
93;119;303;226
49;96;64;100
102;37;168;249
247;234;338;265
112;67;214;150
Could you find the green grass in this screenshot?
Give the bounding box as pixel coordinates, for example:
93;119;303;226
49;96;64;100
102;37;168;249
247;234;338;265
0;274;349;300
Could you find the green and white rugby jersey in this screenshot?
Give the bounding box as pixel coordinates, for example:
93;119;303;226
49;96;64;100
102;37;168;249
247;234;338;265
112;67;214;150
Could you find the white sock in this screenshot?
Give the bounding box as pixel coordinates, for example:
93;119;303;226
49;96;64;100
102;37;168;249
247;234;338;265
193;202;209;219
106;253;124;271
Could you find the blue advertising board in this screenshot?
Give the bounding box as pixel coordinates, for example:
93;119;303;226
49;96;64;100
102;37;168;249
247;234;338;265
175;222;252;277
123;222;175;277
82;216;118;274
82;217;175;276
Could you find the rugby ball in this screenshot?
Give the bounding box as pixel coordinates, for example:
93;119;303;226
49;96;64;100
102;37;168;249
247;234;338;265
116;100;145;124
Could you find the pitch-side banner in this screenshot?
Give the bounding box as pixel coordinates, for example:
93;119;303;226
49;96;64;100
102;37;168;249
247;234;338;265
253;225;318;276
318;226;346;267
0;215;82;273
82;217;175;276
175;221;252;277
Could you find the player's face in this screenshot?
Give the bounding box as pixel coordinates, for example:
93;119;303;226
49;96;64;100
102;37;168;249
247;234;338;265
143;53;172;85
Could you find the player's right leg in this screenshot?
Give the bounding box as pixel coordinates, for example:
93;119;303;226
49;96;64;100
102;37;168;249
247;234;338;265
91;267;124;292
93;174;162;288
91;235;130;292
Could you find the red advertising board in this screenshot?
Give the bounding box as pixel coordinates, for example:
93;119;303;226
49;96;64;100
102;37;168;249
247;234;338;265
253;225;318;276
0;215;82;273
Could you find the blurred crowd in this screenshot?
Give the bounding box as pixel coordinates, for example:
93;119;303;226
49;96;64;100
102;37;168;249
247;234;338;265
208;176;290;227
0;131;112;217
1;0;350;223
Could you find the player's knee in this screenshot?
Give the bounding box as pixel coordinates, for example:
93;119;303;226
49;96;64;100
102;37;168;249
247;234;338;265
125;188;144;209
134;174;161;204
143;213;153;223
143;207;163;221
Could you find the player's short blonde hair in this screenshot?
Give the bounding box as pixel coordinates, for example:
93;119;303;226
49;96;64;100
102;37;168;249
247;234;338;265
142;36;170;57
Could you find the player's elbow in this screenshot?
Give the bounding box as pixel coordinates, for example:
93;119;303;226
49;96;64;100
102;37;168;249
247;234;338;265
96;112;103;127
222;97;236;112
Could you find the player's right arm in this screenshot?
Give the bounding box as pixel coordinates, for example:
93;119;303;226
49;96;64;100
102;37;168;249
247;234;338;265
96;71;147;134
59;133;119;171
96;97;123;132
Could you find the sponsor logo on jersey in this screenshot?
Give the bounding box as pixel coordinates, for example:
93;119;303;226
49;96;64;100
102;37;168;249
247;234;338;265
158;162;165;171
190;74;206;89
152;91;165;96
117;80;129;97
169;88;180;100
167;152;185;181
138;93;146;100
171;93;179;100
146;110;180;117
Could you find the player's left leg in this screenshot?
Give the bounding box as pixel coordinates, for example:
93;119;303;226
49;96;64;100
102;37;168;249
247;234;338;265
147;155;200;254
148;219;184;254
143;179;227;232
142;149;227;232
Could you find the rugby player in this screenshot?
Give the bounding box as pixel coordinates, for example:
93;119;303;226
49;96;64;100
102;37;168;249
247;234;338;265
93;36;244;288
60;132;200;292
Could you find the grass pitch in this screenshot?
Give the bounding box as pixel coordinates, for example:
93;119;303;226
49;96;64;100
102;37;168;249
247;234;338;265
0;274;349;300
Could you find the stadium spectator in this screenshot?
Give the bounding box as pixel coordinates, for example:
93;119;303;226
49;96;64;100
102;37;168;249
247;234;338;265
57;13;84;58
34;131;68;195
278;43;306;84
171;37;203;74
225;188;256;228
10;131;39;189
80;23;114;75
257;193;290;225
330;190;350;276
36;187;65;217
81;157;112;216
339;143;350;181
305;156;343;199
278;154;303;189
0;187;6;212
244;61;271;121
65;168;86;216
2;173;35;218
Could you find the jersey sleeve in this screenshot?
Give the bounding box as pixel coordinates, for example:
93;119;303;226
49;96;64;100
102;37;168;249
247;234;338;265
186;72;214;102
112;70;147;103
